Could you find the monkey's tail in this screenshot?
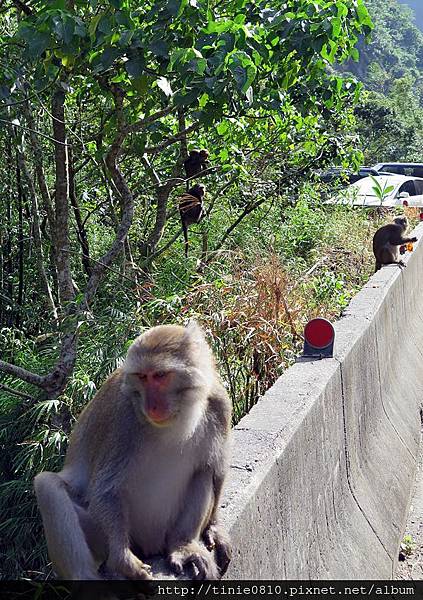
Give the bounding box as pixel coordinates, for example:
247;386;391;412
182;223;189;258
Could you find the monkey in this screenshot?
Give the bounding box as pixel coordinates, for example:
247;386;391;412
184;149;209;183
372;216;417;272
179;184;206;258
34;322;232;581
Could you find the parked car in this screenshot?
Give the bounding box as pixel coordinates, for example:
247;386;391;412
319;166;380;184
332;175;423;207
373;162;423;179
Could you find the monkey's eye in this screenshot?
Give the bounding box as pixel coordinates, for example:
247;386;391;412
154;371;167;379
137;374;147;381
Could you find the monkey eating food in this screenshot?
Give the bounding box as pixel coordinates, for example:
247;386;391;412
179;183;206;258
372;216;417;272
34;322;232;581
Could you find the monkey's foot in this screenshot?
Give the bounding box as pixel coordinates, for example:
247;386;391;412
168;542;220;580
98;561;128;580
107;549;152;580
202;525;232;576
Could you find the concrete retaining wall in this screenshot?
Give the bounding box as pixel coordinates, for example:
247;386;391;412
221;223;423;580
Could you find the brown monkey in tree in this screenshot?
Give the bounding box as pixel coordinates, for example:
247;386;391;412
179;184;206;258
184;150;209;183
372;216;417;272
34;322;232;581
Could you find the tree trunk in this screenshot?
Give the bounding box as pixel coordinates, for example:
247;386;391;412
68;146;92;277
52;88;75;305
23;101;59;296
15;154;25;328
17;150;58;321
5;136;14;326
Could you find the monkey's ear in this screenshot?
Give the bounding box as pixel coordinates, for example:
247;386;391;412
184;320;206;344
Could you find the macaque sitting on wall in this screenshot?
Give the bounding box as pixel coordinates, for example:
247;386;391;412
372;216;417;272
34;322;232;580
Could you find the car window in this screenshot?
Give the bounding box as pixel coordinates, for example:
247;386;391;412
399;181;417;196
380;164;423;178
415;180;423;195
411;168;423;178
382;165;405;175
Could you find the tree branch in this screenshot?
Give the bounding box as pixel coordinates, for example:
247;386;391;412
17;149;58;321
0;382;34;401
0;361;44;388
52;87;75;304
125;105;175;134
83;85;134;307
144;123;200;154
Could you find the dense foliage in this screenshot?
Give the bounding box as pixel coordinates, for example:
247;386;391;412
344;0;423;163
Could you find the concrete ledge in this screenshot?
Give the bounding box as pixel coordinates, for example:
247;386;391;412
221;223;423;579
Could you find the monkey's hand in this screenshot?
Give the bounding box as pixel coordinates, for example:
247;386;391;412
168;541;219;580
202;524;232;576
107;548;152;580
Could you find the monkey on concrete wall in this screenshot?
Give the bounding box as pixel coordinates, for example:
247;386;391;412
179;184;206;258
372;216;417;272
34;322;232;580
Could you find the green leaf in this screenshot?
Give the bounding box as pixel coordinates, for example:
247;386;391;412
118;30;134;47
167;0;183;17
350;47;359;62
229;64;247;91
88;13;103;38
61;55;75;67
356;1;372;26
125;55;145;77
99;47;122;70
27;31;52;59
150;40;169;58
174;88;199;105
217;121;229;135
98;15;112;35
132;75;149;95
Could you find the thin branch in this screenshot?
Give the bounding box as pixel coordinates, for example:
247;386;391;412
206;174;238;216
0;382;34;401
17;149;58;321
142;154;161;186
22;102;56;235
83;85;134;307
0;360;44;388
126;105;176;134
214;197;265;252
138;227;184;269
63;249;136;284
0;118;70;145
144;123;200;154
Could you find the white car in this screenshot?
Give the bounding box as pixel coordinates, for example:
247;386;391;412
334;175;423;207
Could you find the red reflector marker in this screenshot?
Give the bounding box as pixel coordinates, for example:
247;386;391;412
302;318;335;359
420;211;423;221
403;200;409;207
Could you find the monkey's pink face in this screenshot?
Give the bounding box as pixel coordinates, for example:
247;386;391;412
135;370;177;426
